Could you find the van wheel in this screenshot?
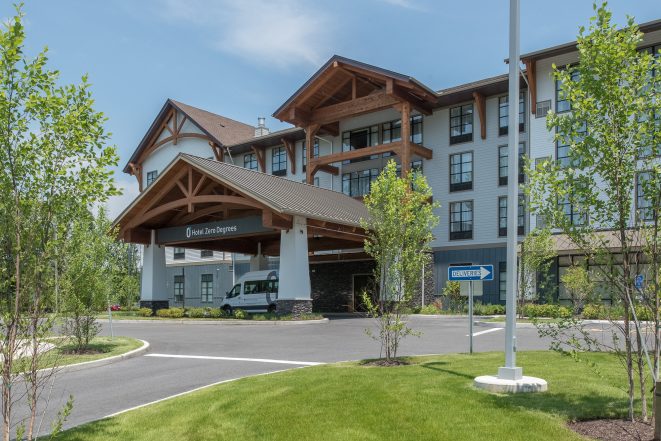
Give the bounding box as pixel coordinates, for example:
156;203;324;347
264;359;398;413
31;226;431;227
267;304;276;313
222;305;233;316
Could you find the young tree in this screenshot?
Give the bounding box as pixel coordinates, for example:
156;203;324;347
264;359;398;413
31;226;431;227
526;3;660;420
361;160;439;363
518;228;555;314
0;7;118;440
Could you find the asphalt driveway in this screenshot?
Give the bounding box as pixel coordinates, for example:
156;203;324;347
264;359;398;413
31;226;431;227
12;315;551;437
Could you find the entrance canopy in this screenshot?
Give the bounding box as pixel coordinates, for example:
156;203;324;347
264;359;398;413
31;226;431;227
113;154;369;256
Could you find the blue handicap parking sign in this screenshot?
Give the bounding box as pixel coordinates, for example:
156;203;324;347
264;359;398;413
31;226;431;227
634;274;644;290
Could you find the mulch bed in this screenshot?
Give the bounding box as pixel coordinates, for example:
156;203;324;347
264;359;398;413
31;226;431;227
569;419;654;441
361;359;410;367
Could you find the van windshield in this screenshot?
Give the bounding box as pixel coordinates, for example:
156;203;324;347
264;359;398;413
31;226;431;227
228;284;241;298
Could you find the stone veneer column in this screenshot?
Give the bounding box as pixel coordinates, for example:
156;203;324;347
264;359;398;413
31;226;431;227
140;230;169;311
277;216;312;316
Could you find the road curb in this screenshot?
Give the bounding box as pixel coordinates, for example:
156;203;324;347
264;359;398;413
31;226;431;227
39;339;150;375
98;318;329;326
474;321;537;328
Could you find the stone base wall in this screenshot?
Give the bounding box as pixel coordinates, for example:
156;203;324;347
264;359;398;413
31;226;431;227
140;300;169;313
310;259;435;312
310;260;375;312
276;299;312;317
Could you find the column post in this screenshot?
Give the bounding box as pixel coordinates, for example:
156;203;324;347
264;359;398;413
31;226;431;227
400;101;411;177
140;230;168;311
277;216;312;316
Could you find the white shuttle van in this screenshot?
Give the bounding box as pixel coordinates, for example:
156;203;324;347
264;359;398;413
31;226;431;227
221;270;279;314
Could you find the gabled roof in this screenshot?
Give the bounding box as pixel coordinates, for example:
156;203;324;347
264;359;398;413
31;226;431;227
123;99;255;173
273;55;438;123
114;153;369;230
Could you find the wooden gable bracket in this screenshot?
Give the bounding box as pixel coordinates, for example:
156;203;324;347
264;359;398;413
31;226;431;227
251;145;266;172
305;124;320;184
128;162;143;192
281;138;296;175
472;92;487;140
523;58;537;115
209;142;224;162
386;79;433;116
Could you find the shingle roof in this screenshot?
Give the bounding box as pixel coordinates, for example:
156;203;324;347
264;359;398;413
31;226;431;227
180;154;368;227
123;99;255;173
169;100;255;146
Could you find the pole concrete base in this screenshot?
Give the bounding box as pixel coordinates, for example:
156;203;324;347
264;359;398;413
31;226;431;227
474;375;548;394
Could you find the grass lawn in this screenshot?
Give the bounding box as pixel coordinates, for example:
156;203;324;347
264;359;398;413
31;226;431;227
18;336;143;372
55;351;638;441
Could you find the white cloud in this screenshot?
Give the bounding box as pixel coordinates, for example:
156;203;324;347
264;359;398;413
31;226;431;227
379;0;424;11
158;0;332;68
104;175;141;221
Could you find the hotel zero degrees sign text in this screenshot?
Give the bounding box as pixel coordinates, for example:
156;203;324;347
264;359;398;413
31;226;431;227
156;215;271;244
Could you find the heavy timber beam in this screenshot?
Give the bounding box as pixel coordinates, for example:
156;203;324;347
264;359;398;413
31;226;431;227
400;102;412;177
251;146;266;172
262;210;293;230
472;92;487;140
387;82;433;116
316;164;340;175
128;163;143;192
410;144;433;160
305;124;320;184
310;141;401;169
282;138;296;174
523;58;537;115
310;91;400;125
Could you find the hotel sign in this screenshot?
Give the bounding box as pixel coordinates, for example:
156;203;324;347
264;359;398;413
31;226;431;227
156;216;271;243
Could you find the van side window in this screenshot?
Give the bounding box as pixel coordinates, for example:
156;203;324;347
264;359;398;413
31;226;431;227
266;280;278;293
228;284;241;298
244;281;261;294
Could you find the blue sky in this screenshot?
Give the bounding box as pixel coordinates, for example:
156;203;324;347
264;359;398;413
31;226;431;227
4;0;659;216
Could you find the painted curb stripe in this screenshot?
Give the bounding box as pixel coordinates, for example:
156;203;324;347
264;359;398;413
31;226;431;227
144;353;323;366
467;328;504;337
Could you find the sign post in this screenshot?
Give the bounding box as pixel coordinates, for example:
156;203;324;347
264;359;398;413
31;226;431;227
449;265;493;354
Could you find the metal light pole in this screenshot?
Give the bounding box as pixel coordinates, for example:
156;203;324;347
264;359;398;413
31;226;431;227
499;0;522;381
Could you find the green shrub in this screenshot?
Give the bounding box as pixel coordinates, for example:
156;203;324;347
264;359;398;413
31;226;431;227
187;307;205;318
205;308;222;318
233;309;247;319
169;307;184;318
156;308;170;318
522;303;573;319
137;307;153;317
582;304;605;320
472;303;506;316
419;304;441;315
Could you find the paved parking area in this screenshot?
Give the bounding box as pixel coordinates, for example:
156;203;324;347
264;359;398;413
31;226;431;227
18;315;551;436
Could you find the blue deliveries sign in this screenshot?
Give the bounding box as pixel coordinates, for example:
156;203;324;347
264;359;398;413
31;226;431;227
448;265;494;281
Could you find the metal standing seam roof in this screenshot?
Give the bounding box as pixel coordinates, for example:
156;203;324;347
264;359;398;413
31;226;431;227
178;154;369;227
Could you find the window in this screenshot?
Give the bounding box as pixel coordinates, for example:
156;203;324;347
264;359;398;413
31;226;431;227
498;143;526;186
558;195;586;226
498;196;525;237
272;146;287;176
200;250;213;258
556;123;586;168
201;274;213;303
411;115;423;144
637;172;658;222
395;160;424;178
244;153;258;171
302;139;319;171
449;152;473;192
450;201;473;240
556;69;579;113
498;93;525;136
146;170;158;187
450;104;473;144
244;280;278;294
342;126;379;164
173;247;185;260
174;275;184;302
499;262;507;301
382;120;401;144
342;169;379;197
